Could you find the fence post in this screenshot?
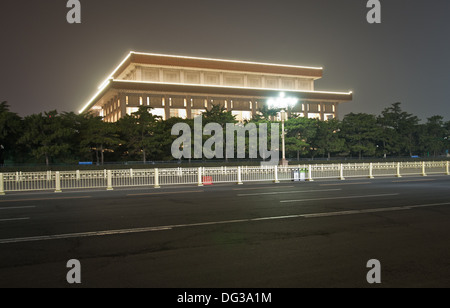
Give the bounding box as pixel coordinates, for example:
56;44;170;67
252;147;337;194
76;170;80;181
396;162;402;178
55;171;62;193
154;168;160;189
307;165;314;182
237;166;243;185
107;170;114;191
274;166;280;183
422;161;427;177
0;173;5;196
198;167;203;187
446;161;450;176
369;163;374;179
340;164;345;180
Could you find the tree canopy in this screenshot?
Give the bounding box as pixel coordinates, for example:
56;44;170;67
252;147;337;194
0;101;448;166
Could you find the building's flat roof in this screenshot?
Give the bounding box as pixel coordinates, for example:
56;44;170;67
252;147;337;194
80;80;352;113
102;52;324;86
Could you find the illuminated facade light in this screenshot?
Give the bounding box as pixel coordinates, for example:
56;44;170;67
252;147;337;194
267;93;299;109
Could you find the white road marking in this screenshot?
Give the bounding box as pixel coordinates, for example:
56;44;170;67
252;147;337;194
392;179;435;183
233;186;295;191
0;218;30;222
237;189;341;197
280;193;399;203
0;196;91;203
1;200;449;245
128;190;204;196
319;182;372;186
0;206;36;210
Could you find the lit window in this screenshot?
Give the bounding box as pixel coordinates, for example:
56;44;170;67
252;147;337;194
126;107;139;115
150;108;165;120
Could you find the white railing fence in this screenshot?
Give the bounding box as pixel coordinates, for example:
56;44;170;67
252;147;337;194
0;161;449;194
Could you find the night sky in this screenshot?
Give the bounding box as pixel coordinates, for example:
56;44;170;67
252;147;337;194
1;0;449;121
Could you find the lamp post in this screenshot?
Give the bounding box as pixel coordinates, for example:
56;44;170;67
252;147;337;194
281;109;287;166
267;93;298;166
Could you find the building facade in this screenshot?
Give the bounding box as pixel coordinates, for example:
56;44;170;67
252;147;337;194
80;52;352;122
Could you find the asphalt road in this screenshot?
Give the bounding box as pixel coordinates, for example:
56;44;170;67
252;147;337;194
0;175;450;288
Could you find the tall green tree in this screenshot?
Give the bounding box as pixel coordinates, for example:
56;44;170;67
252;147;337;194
341;113;381;159
19;110;74;165
0;101;23;164
79;113;121;165
117;106;162;163
285;117;317;160
312;119;345;160
420;115;446;157
378;103;420;156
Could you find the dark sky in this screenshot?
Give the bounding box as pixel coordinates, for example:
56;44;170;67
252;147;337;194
1;0;449;121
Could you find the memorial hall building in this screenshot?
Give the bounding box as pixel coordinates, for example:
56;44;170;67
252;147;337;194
79;51;352;122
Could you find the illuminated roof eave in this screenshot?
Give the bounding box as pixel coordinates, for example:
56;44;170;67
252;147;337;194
130;51;324;71
79;79;352;114
111;79;352;96
99;51;324;87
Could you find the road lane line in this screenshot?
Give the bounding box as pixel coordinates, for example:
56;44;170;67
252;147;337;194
0;196;91;203
128;190;204;196
392;179;436;183
0;218;30;222
0;206;36;210
2;200;449;245
280;193;400;203
319;182;372;186
233;186;295;191
237;189;341;197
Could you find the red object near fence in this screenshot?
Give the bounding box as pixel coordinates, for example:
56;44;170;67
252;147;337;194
202;176;213;185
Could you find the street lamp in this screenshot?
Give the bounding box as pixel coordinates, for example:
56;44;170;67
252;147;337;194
267;93;299;166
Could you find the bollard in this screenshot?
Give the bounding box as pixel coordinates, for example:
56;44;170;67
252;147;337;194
154;168;160;189
422;161;427;177
446;161;450;176
55;171;62;193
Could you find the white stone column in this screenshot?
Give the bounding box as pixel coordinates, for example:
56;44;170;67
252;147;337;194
198;167;203;187
154;168;160;189
274;166;280;183
237;166;243;185
422;161;427;177
107;170;114;191
396;162;402;178
55;171;62;193
340;164;345;180
0;173;5;196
